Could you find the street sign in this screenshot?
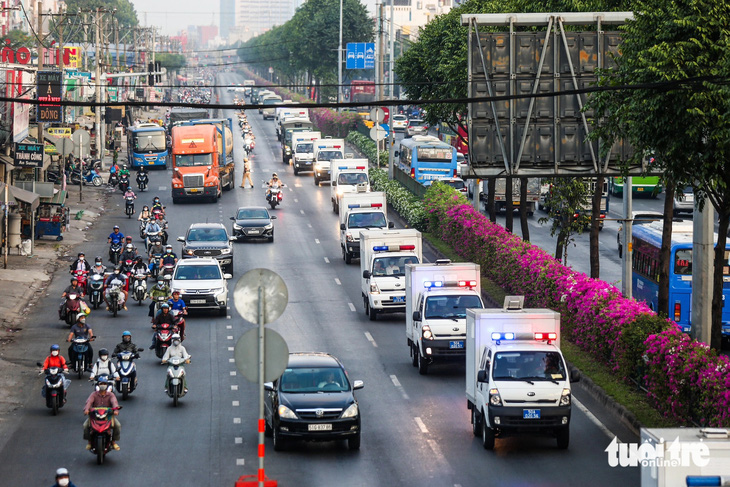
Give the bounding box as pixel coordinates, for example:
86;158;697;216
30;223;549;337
13;143;44;168
47;127;71;138
72;129;90;153
233;268;289;324
36;71;63;123
370;125;387;141
346;43;375;69
56;138;74;157
234;328;289;383
370;107;385;123
107;86;118;102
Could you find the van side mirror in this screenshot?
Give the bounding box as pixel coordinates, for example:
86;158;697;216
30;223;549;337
229;217;235;221
332;180;337;186
363;270;371;279
394;151;400;158
176;236;184;242
570;368;580;383
340;223;346;230
388;222;395;229
264;382;274;391
477;370;487;383
412;311;422;322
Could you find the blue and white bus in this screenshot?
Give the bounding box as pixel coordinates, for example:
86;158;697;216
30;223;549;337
127;123;168;169
397;135;457;185
632;221;730;337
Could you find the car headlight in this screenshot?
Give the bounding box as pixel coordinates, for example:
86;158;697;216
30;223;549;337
285;147;291;155
278;405;297;419
370;282;380;294
489;388;503;407
422;324;433;340
341;403;359;419
264;223;273;230
213;287;227;296
336;188;345;196
232;223;242;230
220;248;231;254
346;233;354;242
185;250;194;256
559;388;571;406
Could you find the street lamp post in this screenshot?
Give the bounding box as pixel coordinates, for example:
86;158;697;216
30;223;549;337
337;0;343;112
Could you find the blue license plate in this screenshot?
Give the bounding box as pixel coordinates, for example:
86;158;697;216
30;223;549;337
523;409;541;419
449;340;464;349
392;296;405;303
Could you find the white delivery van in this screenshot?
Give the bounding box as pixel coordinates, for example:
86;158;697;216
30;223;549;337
339;191;392;264
330;159;370;213
261;94;283;120
406;260;484;375
360;229;422;321
291;131;321;175
275;107;310;140
313;137;346;185
466;296;578;450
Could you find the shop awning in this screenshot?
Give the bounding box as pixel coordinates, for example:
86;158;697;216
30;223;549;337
0;181;40;211
0;154;15;168
40;189;67;206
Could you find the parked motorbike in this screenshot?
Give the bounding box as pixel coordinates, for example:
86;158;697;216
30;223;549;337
60;294;83;326
125;195;135;218
87;272;105;309
113;350;141;400
164;356;190;407
118;174;130;192
37;362;70;415
87;405;121;465
70;166;103;187
136;171;148;191
109;242;122;265
132;273;147;305
70;336;93;379
153;320;175;359
265;184;284;209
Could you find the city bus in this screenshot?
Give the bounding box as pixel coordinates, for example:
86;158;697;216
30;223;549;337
396;135;457;186
609;176;663;197
631;221;730;336
127;123;168;169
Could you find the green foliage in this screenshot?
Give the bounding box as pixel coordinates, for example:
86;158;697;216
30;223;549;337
538;178;591;262
155;53;186;70
615;314;670;381
423;180;469;234
6;30;33;49
346;132;388;167
369;168;427;230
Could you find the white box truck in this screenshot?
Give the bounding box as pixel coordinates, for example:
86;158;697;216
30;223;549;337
339;191;392;264
406;260;484;375
275;107;310;140
330;159;370;213
360;229;423;321
291;131;321;175
313;137;346;185
466;297;578;450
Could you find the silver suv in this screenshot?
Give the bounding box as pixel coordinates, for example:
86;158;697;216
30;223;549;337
170;258;232;316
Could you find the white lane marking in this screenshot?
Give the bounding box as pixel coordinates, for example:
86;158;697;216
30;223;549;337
307;223;312;228
227;315;231;319
230;371;237;376
231;385;239;391
235;438;243;444
233;401;240;407
227;336;234;340
364;332;377;347
390;375;402;387
414;417;429;434
300;209;305;215
158;186;166;191
573;398;617;441
226;325;232;329
289;186;295;191
229;358;235;363
334;278;341;285
427;439;447;464
233;417;241;424
294;199;299;203
236;458;245;466
390;374;409;400
348;302;356;312
228;347;234;351
324;257;330;264
315;238;320;244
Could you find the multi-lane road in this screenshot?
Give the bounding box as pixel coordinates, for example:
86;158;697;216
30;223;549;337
0;72;640;486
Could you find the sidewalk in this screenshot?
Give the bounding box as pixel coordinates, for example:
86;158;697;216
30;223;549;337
0;181;112;338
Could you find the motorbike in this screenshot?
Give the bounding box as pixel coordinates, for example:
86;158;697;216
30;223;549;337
87;405;121;465
136;171;148;191
161;263;175;281
171;309;186;339
109;242;122;265
70;166;103;187
70;336;93;379
72;269;89;290
106;283;124;317
132;273;147;305
60;294;83;326
113;350;141;400
153;320;175;359
164;356;190;407
139;219;150;239
37;363;70;415
144;230;160;252
265;184;284;209
118;174;130;192
149;253;162;280
108;172;119;188
120;259;135;278
151;206;165;220
124;195;135;218
87;272;105;309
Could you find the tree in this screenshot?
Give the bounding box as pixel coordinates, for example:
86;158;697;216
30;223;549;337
6;29;33;49
588;0;730;349
538;178;591;264
62;0;139;43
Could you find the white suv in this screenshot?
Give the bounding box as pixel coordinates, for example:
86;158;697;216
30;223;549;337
170;258;232;316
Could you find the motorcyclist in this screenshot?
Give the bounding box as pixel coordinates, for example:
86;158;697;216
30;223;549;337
155;212;169;245
123;186;136;201
148;279;171;318
131;256;149;278
82;376;121;451
120;243;138;266
161;245;178;267
162;333;191;393
41;344;69;375
66;316;94;368
150;302;175;349
124;235;138;254
113;331;142;355
167;290;188;338
266;173;284;198
107;225;125;245
89;348;119;381
91;256;107;276
51;467;76;487
136;167;148;187
118;164;130;178
151;196;164;215
69;252;91;273
104;266;128;311
62;276;85;298
144;217;162;242
137;205;152;222
148;237;164;263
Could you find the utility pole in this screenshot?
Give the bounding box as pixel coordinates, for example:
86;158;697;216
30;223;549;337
94;8;102;162
114;17;119;70
36;1;44;181
387;0;395;179
337;0;343;112
82;13;88;71
377;0;384;102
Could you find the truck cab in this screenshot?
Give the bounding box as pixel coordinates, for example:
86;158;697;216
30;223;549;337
406;260;484;375
360;229;422;321
466;297;578;450
171;125;222;203
291;131;321;175
276;108;309;140
281;117;314;164
339;191;392;265
313;138;346;185
330;160;370;213
261;94;283;119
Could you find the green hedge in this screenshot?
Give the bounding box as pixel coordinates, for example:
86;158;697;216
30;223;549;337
346;132;388;167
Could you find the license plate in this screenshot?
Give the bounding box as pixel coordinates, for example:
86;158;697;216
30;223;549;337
189;188;199;193
308;424;332;431
248;230;260;235
523;409;541;419
637;188;644;192
392;296;405;303
190;299;206;304
512;201;520;205
449;340;464;349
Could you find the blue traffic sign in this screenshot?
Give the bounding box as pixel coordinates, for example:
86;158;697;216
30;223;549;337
346;43;375;70
379;123;389;136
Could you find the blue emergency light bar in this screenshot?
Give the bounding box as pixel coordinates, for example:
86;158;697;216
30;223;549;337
424;281;444;288
491;332;515;341
373;245;416;252
348;203;383;209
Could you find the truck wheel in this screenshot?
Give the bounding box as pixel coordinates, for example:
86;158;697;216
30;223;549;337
363;297;369;316
481;417;495;450
410;344;418;367
471;408;482;437
344;251;352;265
417;350;428;375
332;201;337;214
369;306;377;321
314;177;319;186
556;427;569;449
293;167;299;175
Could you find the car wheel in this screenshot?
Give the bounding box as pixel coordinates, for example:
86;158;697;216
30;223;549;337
268;232;274;243
369;306;377;321
218;306;227;317
556;427;569;449
264;418;273;438
472;408;482;437
481;415;495;450
272;425;286;452
410;343;418;367
417;349;428;375
363;297;369;316
348;433;361;451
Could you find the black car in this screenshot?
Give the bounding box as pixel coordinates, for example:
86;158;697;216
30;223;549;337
230;206;276;242
264;352;364;451
177;223;234;274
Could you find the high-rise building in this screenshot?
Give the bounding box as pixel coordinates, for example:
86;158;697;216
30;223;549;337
234;0;297;42
220;0;235;38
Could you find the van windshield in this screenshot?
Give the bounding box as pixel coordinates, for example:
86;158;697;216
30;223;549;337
424;295;483;319
338;173;369;185
492;351;566;381
348;212;386;229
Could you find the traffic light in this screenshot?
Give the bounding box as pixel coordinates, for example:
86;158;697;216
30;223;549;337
148;62;154;86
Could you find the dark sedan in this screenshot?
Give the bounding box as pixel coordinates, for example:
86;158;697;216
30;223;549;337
264;352;364;451
230;206;276;242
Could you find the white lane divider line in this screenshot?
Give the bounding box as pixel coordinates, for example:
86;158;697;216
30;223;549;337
226;325;232;329
307;223;312;228
573;398;617;440
232;401;240;407
227;336;234;340
390;374;409;400
300;209;305;215
227;315;231;320
364;332;377;347
427;439;447;464
233;417;241;424
230;371;237;376
334;278;341;285
235;438;243;444
236;459;245;466
228;347;234;351
289;187;295;191
158;186;166;191
414;417;429;434
315;238;320;244
324;257;330;264
231;385;239;391
294;199;299;203
348;302;356;312
229;358;235;363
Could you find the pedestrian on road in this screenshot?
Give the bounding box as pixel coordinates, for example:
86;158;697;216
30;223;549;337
240;158;253;188
50;467;77;487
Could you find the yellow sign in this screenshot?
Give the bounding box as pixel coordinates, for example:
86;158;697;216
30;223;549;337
45;144;58;155
47;127;72;138
64;47;80;69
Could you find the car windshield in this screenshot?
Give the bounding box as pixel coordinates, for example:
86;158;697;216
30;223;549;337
424;295;483;319
175;153;212;167
133;132;166;152
296;143;313;153
372;256;420;277
338;173;369;185
410;119;424;126
492;351;566;381
318;150;343;161
173;264;222;280
236;208;269;220
444;180;465;190
394;115;407;121
348;212;386;229
187;228;228;242
279;367;349;393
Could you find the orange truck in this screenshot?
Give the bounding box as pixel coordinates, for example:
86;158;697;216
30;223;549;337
170;120;235;203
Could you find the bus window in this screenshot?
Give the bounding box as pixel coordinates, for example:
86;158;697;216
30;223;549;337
674;249;692;275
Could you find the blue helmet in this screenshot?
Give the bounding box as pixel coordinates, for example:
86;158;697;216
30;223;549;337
50;344;60;352
122;331;131;337
97;375;109;385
